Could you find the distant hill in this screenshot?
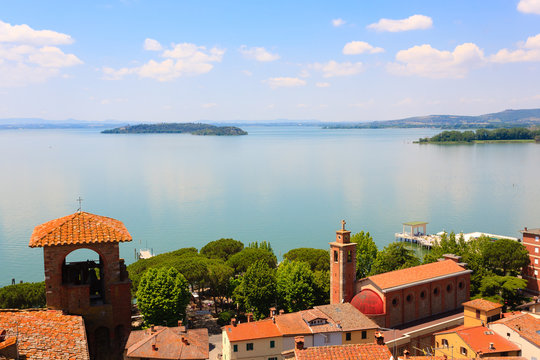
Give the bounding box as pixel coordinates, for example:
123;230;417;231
102;123;248;136
0;118;127;129
325;109;540;129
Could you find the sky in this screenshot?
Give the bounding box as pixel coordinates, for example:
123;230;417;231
1;0;540;123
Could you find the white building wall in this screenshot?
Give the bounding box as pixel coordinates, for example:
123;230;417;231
489;323;539;360
313;332;342;347
282;335;313;352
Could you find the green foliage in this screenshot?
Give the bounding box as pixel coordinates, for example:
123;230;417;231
370;242;420;275
102;123;248;136
227;247;277;273
237;260;277;320
477;275;528;310
350;231;378;278
423;232;467;263
200;238;244;262
0;282;46;309
206;259;235;311
277;261;315;312
482;238;530;275
313;270;330;305
247;241;274;254
127;247;200;293
422;127;540;143
282;248;329;272
136;267;190;327
217;310;236;326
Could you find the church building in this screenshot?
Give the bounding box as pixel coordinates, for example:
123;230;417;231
29;210;133;358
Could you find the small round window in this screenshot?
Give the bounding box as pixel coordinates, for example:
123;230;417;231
420;290;426;299
446;284;452;293
433;287;439;296
392;298;399;307
458;281;464;290
406;294;413;303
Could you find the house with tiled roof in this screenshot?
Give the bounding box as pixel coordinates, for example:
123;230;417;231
0;309;89;360
291;335;393;360
462;298;503;327
29;211;133;359
125;324;208;360
221;303;379;360
434;325;521;358
489;312;540;359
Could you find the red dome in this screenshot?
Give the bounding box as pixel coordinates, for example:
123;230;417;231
350;289;384;315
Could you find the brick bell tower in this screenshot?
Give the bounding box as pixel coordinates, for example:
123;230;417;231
29;210;132;359
330;220;357;304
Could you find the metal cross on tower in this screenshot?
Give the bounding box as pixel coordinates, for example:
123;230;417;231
341;219;346;231
76;196;83;212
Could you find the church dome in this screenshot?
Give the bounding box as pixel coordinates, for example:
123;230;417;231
350;289;384;315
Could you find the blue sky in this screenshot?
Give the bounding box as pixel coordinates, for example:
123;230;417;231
1;0;540;122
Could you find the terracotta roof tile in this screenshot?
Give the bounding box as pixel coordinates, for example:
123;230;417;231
492;312;540;346
224;319;282;341
294;343;392;360
315;303;379;332
438;325;520;354
462;299;502;311
126;326;208;359
368;260;468;291
29;211;132;247
0;309;89;360
274;312;311;336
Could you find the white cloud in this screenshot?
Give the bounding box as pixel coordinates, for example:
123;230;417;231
316;82;331;88
332;18;346;27
103;42;225;81
144;38;163;51
298;69;310;78
202;103;217;108
343;41;384;55
0;20;82;87
0;20;73;45
387;43;485;79
239;45;280;62
242;70;253;76
367;14;433;32
518;0;540;14
491;33;540;63
309;60;364;77
264;77;306;88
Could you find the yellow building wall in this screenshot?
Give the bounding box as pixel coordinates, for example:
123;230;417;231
222;332;283;360
341;329;377;345
434;332;475;358
463;306;501;327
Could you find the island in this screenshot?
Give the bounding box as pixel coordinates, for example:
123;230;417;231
416;127;540;144
102;123;248;136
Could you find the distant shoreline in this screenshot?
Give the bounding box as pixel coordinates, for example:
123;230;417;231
101;123;248;136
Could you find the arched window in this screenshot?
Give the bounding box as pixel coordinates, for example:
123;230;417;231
63;249;105;305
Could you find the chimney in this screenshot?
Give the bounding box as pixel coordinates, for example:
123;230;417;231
374;331;385;345
270;307;277;317
231;318;237;327
525;227;528;231
442;254;461;263
279;309;285;315
246;313;254;323
178;320;183;327
150;325;155;333
294;336;304;350
403;349;410;359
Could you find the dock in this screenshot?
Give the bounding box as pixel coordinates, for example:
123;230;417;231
395;221;440;249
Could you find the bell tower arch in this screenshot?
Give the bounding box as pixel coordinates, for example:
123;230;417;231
330;220;357;304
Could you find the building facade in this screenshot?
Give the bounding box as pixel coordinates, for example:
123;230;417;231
522;227;540;294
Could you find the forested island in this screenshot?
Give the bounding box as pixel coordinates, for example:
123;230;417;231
324;108;540;129
417;127;540;143
102;123;248;136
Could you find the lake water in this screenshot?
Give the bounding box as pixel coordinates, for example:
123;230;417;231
1;126;539;286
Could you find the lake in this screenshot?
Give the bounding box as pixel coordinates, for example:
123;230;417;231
1;126;539;286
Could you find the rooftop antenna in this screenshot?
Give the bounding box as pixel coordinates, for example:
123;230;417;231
76;196;83;213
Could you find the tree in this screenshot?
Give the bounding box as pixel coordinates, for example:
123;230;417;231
478;275;528;310
205;259;235;313
200;238;244;262
313;270;330;305
370;242;420;275
350;231;377;278
283;248;329;272
423;232;467;264
277;261;315;312
227;247;277;273
136;267;190;327
238;260;277;320
482;238;530;275
0;282;46;309
248;241;274;254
